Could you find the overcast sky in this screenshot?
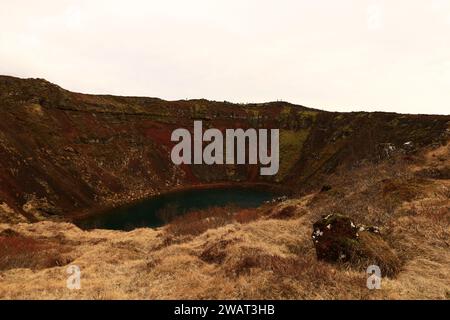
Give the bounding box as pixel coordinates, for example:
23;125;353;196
1;0;449;114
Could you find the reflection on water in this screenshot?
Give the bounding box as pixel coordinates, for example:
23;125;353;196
75;187;276;231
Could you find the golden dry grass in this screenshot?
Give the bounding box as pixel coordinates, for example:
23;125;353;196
0;144;449;299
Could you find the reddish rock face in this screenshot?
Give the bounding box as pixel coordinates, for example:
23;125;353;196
0;75;449;222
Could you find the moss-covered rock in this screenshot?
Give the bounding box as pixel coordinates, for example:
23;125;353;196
312;214;401;277
312;214;358;262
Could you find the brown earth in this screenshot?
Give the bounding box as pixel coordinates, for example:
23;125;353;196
1;75;449;222
0;76;449;299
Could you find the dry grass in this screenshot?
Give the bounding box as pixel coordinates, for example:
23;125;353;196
350;231;402;278
165;205;238;237
165;205;268;237
234;208;263;224
0;232;72;271
0;144;448;299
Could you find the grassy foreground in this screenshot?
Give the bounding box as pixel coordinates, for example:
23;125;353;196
0;143;449;299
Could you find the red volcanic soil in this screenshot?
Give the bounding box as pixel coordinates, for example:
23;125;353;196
0;75;448;222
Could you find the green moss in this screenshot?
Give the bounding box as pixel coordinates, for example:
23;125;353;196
244;109;261;126
389;118;400;126
276;129;310;181
246;109;260;117
297;110;318;119
276;107;292;125
280;106;291;116
323;213;344;225
192;104;209;118
339;238;359;248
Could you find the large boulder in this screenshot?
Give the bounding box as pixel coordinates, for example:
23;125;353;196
312;214;358;262
312;214;401;277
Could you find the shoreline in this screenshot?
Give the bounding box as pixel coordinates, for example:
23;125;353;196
68;182;289;223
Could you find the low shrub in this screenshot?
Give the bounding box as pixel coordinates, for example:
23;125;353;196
0;234;71;271
165;205;237;237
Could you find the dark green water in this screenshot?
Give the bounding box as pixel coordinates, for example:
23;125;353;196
75;187;276;231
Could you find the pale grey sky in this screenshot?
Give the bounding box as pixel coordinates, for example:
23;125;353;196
1;0;449;114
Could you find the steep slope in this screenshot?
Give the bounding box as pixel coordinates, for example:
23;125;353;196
0;75;449;222
0;143;448;299
0;76;449;300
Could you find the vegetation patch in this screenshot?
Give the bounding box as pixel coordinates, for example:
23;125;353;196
277;129;309;180
0;233;72;271
312;214;401;277
165;205;238;237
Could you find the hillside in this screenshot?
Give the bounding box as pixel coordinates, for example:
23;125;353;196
0;76;449;299
0;75;448;223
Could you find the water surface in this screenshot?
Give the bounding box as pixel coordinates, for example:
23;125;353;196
76;187;275;231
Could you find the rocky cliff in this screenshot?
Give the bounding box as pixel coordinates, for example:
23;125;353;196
0;75;448;222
